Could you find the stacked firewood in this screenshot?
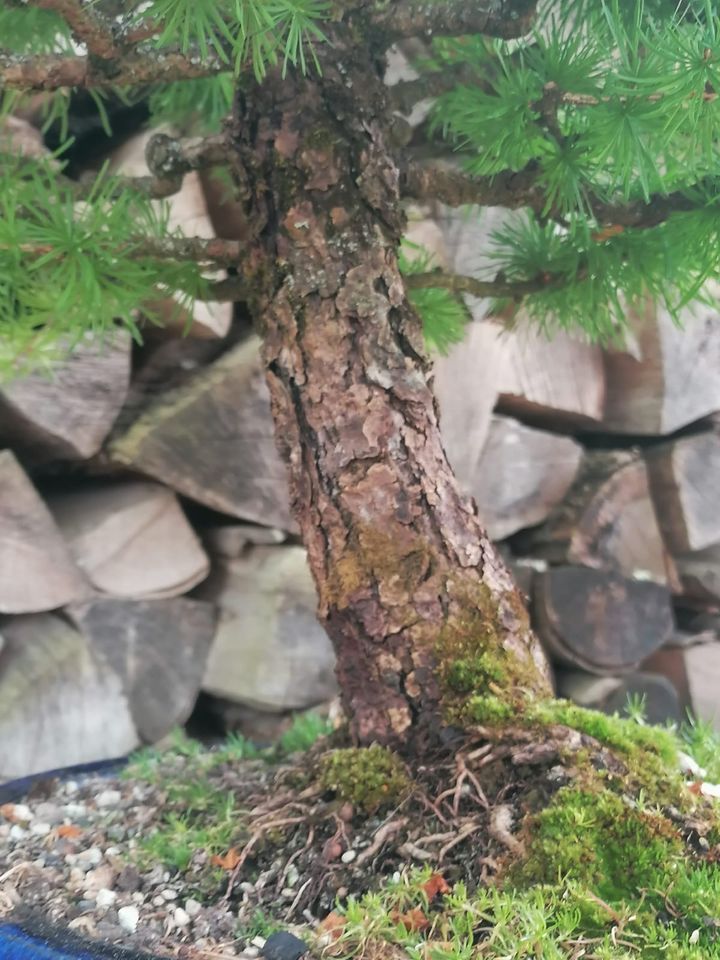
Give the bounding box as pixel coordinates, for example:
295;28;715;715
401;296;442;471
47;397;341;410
2;110;720;781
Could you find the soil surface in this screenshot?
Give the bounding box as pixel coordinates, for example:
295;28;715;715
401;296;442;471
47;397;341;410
0;731;565;959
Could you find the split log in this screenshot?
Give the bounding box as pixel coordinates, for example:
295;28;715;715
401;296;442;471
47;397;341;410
434;324;506;491
495;326;606;431
533;566;674;674
519;451;678;587
47;480;210;599
0;613;138;779
0;451;89;614
67;597;217;743
109;335;296;531
600;296;720;435
196;545;337;712
555;668;683;725
469;416;582;540
645;432;720;554
110;129;232;339
0;332;131;464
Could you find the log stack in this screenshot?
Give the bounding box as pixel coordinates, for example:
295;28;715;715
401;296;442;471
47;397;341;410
3;108;720;781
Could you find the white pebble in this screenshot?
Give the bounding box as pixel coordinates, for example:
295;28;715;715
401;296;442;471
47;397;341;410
678;751;707;778
161;888;178;901
152;896;165;907
64;781;79;795
242;949;260;960
63;803;87;820
173;907;190;927
10;804;31;823
77;847;103;867
341;849;357;863
184;899;202;918
95;889;117;909
251;936;266;950
118;905;139;934
30;822;51;837
96;790;121;809
9;825;27;841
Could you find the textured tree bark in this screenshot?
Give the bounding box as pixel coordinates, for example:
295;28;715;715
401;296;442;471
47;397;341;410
231;10;551;750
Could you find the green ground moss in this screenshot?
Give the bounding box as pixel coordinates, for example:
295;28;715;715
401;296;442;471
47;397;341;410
318;743;410;814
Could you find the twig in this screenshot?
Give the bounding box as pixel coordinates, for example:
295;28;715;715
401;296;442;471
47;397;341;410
11;236;245;267
29;0;120;58
406;270;556;300
0;49;226;91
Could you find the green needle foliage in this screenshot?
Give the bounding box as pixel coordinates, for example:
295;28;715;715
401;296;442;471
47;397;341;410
428;0;720;336
3;0;720;367
0;155;208;371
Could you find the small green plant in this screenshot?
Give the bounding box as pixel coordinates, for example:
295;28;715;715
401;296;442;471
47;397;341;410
681;713;720;784
278;711;333;755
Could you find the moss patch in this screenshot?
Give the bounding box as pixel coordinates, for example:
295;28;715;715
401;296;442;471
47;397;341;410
318;744;410;814
435;579;544;724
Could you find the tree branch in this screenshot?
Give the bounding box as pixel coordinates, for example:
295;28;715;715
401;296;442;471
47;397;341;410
29;0;121;59
401;161;545;212
0;48;226;91
13;236;245;266
374;0;537;43
406;270;554;301
402;161;720;230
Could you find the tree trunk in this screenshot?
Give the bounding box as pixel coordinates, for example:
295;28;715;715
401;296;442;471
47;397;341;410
230;15;551;750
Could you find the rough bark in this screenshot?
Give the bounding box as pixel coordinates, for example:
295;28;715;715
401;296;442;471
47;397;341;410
229;11;550;750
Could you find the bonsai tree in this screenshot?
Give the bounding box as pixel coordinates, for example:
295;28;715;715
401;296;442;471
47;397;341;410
1;0;718;752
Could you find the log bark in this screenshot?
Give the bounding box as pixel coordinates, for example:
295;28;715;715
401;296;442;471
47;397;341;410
599;295;720;436
533;566;674;674
229;14;551;749
645;432;720;554
519;451;678;587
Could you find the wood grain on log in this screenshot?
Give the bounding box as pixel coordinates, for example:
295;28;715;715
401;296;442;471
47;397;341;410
109;336;296;531
0;613;138;778
520;451;678;587
47;480;210;598
0;332;131;464
471;415;582;540
197;545;337;712
646;432;720;553
496;326;606;431
600;296;720;435
533;565;674;674
0;450;89;614
434;324;505;498
67;597;217;743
